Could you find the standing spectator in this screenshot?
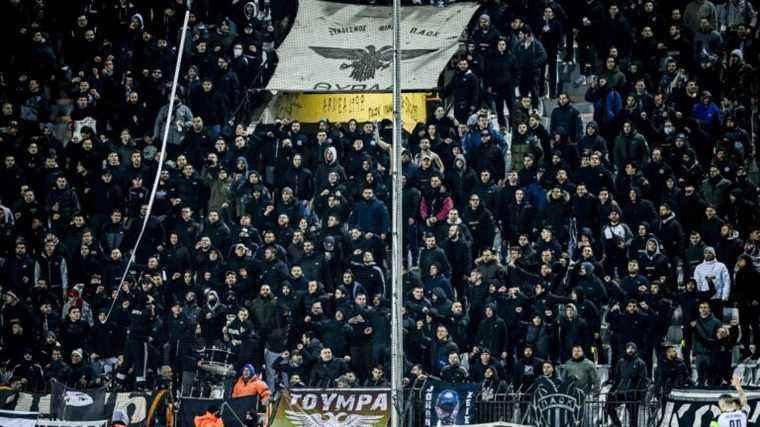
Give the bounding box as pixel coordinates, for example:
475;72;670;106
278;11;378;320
606;342;648;427
655;344;691;397
693;246;731;318
561;345;599;396
442;59;479;123
514;27;547;108
692;301;722;385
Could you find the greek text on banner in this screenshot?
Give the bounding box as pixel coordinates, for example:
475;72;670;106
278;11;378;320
269;92;427;132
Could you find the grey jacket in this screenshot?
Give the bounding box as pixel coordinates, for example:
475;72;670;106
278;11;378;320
153;102;194;146
562;356;600;395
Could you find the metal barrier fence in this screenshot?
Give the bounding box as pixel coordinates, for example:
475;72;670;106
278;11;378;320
405;390;660;427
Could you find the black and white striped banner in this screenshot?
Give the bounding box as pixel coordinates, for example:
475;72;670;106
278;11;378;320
0;410;37;427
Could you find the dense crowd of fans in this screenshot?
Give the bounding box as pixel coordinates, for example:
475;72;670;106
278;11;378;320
0;1;759;420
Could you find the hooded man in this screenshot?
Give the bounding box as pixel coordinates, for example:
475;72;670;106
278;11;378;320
199;289;227;346
232;363;270;404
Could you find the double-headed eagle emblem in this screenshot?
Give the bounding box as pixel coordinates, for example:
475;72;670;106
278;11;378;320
310;45;435;81
284;409;384;427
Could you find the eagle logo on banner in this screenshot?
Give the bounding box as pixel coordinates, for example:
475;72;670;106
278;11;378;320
284;409;384;427
309;45;435;81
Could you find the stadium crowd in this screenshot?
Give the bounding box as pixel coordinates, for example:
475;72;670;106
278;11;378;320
0;0;759;419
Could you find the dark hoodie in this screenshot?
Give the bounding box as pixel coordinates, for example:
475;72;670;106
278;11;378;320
637;237;670;281
612;342;648;396
462;200;496;256
733;254;760;305
476;304;507;355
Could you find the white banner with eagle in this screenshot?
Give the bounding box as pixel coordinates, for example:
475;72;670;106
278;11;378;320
266;0;479;92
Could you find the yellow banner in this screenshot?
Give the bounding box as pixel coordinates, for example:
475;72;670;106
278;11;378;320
269;92;427;132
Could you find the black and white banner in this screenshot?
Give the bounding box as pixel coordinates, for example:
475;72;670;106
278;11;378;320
658;388;760;426
3;390;151;427
50;381;107;422
267;0;478;92
530;377;586;427
0;410;37;427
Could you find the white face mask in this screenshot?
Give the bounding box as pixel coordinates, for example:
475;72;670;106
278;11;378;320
233;48;243;57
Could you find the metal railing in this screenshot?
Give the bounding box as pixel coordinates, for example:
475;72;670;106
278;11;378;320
404;385;660;427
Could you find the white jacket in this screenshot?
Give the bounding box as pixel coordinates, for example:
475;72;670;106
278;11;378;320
693;259;731;300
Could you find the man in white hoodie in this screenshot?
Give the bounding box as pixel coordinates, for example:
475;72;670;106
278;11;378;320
693;246;731;319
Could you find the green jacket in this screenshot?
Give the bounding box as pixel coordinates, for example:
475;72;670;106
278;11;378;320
562;357;600;395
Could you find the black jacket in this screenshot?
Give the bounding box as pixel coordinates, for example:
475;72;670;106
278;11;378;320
613;351;648;397
476;310;507;355
309;357;348;387
462;204;496;253
655;356;691;396
485;50;517;88
550;102;583;143
443;69;479;108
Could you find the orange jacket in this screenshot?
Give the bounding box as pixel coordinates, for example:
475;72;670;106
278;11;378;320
231;376;271;401
194;412;224;427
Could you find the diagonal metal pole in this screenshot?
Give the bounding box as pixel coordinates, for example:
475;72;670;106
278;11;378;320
390;0;404;426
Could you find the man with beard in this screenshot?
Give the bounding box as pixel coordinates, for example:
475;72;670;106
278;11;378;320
653;203;683;261
561;345;599;395
513;345;543;393
441;225;471;298
462;193;495;259
693;301;722;385
606;342;649;427
655;344;691;397
607;299;655;370
550;93;584;144
441;58;479;123
602;209;633;278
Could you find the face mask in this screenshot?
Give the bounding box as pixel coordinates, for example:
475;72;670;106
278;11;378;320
234;48;243;57
664;126;674;134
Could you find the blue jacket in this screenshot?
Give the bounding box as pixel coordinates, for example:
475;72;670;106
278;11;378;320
586;87;622;126
462;126;507;154
691;102;721;130
348;197;390;235
424;275;453;299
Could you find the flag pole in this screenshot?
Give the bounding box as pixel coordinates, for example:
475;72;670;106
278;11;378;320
390;0;405;425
